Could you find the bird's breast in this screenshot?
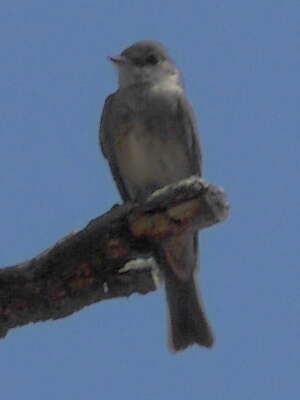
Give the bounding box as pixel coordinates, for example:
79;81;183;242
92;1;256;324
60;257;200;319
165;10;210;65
114;118;190;200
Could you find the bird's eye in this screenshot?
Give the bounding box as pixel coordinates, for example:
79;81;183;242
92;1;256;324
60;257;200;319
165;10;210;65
145;54;158;65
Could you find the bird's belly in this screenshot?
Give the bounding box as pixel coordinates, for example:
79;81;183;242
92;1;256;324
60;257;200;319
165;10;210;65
116;123;190;200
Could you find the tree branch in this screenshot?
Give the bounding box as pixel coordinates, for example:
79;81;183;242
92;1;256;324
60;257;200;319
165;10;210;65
0;176;229;339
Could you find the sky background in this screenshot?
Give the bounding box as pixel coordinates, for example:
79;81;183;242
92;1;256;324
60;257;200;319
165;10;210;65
0;1;299;399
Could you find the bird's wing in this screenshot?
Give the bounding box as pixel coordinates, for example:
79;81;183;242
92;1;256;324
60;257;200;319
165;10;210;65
99;94;131;202
176;95;202;176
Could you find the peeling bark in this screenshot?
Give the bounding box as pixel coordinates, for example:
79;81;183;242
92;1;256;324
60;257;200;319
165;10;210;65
0;176;229;339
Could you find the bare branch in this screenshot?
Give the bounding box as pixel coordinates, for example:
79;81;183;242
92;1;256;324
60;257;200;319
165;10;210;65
0;176;229;339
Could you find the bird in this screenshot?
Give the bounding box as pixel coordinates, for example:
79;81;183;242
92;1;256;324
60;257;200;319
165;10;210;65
99;40;213;351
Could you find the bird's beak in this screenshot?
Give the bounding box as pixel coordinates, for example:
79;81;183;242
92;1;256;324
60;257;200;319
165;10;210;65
108;55;127;64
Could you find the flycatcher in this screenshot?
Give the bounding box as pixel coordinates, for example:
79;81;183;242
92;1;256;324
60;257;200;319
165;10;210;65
99;40;213;351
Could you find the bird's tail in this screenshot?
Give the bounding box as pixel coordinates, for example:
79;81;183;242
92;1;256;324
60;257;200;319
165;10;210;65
162;233;213;351
165;272;213;351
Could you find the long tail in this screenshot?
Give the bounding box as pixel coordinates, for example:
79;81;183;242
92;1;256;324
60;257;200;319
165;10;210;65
162;233;213;351
165;273;214;351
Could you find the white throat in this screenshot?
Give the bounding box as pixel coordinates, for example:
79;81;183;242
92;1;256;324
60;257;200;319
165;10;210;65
150;73;183;93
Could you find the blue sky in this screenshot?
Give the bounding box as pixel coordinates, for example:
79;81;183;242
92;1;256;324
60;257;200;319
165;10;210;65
0;1;299;399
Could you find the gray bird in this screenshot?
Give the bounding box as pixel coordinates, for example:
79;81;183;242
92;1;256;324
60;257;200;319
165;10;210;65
99;40;213;351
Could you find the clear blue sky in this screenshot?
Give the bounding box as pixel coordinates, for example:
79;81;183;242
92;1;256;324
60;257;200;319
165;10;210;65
0;1;299;399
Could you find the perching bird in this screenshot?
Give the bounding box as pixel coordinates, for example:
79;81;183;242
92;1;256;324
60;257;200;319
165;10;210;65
99;40;213;351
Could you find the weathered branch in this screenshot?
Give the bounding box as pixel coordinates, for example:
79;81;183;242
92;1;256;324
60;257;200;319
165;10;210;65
0;176;229;339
